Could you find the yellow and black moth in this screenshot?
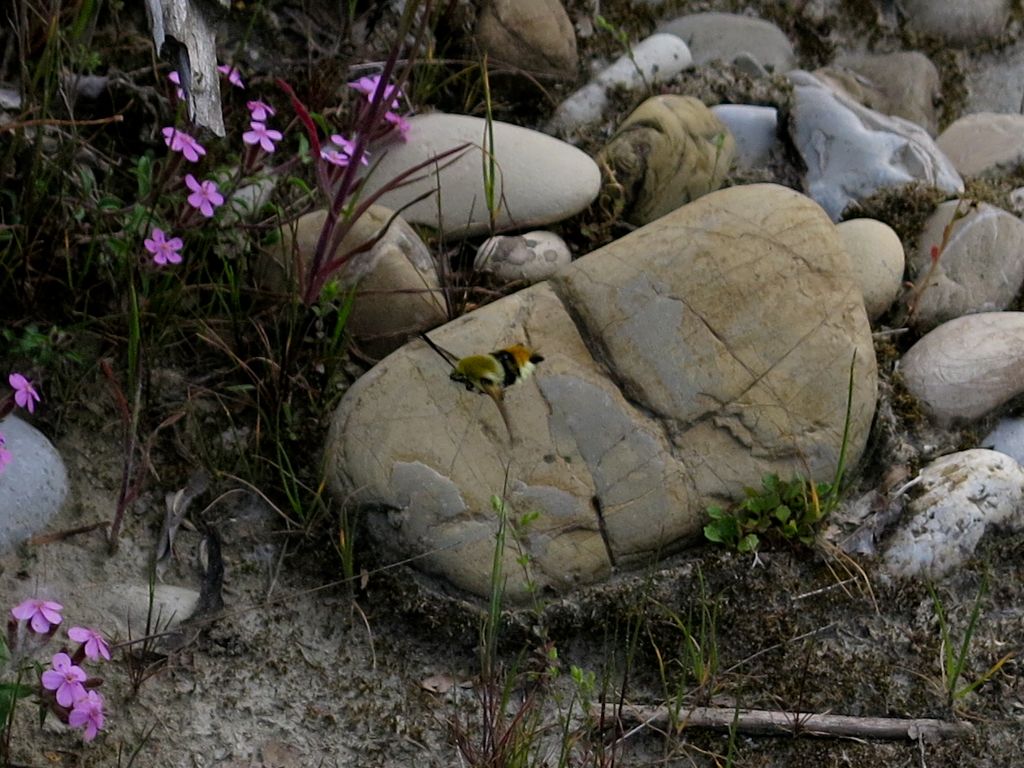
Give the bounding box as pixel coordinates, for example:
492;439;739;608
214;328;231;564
419;333;544;441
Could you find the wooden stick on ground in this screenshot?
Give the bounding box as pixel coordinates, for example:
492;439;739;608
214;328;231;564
602;703;974;742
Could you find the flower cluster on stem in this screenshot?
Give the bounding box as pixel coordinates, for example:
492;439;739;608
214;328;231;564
0;371;43;473
8;598;111;743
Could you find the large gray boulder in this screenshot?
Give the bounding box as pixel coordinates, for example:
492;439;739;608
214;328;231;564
326;184;878;603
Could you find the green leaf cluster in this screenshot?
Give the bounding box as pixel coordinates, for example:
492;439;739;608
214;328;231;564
703;474;832;553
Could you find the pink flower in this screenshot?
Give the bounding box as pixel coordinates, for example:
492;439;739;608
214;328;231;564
69;626;111;662
168;70;185;100
384;110;411;140
321;134;368;167
0;433;10;473
8;373;40;413
161;126;206;162
242;121;283;153
184;174;224;217
11;598;62;633
144;227;183;266
348;74;402;109
217;64;245;88
41;652;87;708
69;690;105;742
246;99;275;121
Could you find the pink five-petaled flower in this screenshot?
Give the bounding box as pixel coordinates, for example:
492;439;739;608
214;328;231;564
242;121;283;153
384;110;411;140
144;227;183;266
217;64;245;88
246;99;275;121
184;174;224;218
348;74;402;109
161;126;206;163
168;70;185;100
11;598;62;633
69;626;112;662
69;690;105;742
41;652;87;708
8;373;40;413
0;433;10;473
321;133;368;167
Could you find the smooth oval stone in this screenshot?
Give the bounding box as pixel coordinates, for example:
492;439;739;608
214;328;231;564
899;0;1010;46
908;200;1024;331
900;312;1024;423
360;113;600;238
0;416;68;553
657;12;796;72
273;206;446;358
836;218;905;321
547;34;693;134
936;113;1024;177
882;449;1024;579
475;231;572;284
475;0;578;80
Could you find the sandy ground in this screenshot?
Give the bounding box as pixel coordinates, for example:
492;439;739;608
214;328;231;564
2;416;1023;767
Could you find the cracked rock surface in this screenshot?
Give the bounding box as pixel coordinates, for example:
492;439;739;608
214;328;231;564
326;184;878;603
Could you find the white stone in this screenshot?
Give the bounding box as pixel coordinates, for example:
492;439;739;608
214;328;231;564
360;113;601;238
548;34;692;134
0;416;68;552
900;312;1024;423
836;218;905;321
711;104;780;169
788;71;963;221
882;449;1024;579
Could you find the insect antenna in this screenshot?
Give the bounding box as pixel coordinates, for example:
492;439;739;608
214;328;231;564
418;332;459;368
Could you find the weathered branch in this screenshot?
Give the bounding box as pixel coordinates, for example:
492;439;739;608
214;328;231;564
603;703;974;742
144;0;227;136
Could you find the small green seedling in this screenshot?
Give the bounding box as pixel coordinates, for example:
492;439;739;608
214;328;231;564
929;576;1015;710
704;474;832;553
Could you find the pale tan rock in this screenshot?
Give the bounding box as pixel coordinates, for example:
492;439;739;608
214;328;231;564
936;113;1024;177
899;0;1010;46
476;0;577;80
275;206;446;358
836;218;905;321
908;200;1024;331
598;95;735;226
326;184;877;603
360;113;601;238
900;312;1024;423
